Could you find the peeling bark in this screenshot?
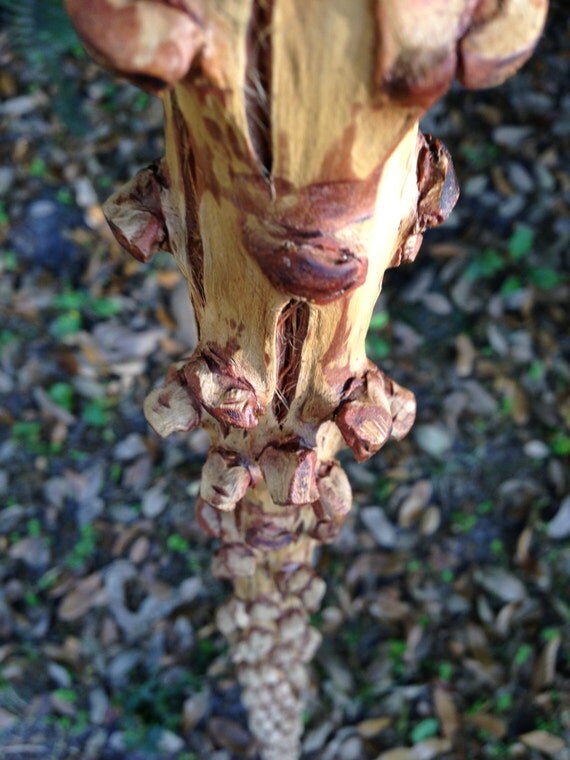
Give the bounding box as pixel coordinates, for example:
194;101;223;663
66;1;547;758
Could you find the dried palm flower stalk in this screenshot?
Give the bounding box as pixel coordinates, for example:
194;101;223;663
65;1;547;757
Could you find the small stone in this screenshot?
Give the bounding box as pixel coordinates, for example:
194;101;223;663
361;506;398;548
492;125;533;147
157;729;185;753
183;690;209;732
338;735;363;760
129;535;150;563
523;440;549;459
142;481;168;517
420;506;441;536
8;536;50;569
475;567;526;603
114;433;147;461
546;496;570;540
414;425;453;457
89;688;109;724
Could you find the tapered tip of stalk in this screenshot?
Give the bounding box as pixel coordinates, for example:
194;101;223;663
218;566;325;760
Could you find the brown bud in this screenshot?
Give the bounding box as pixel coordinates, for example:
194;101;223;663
237;626;275;663
297;626;322;663
248;599;281;625
245;222;368;304
316;461;352;518
278;609;307;642
200;449;252;511
310;461;352;542
277;566;326;612
259;444;318;506
183;355;261;429
335;367;415;461
212;543;257;579
103;163;169;263
416;135;459;230
391;134;459;269
195;498;222;538
216;598;250;637
143;382;200;437
65;0;203;92
458;0;548;90
374;1;469;109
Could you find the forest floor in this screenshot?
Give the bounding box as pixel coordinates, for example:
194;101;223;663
0;7;569;760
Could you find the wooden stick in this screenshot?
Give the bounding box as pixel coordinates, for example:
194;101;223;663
65;1;547;757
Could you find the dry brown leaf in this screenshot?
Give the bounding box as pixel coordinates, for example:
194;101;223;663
398;480;433;527
532;635;561;692
376;739;452;760
455;334;476;377
369;589;411;622
412;739;452;759
434;686;460;740
466;713;507;739
357;716;392;738
546;496;570;540
475;567;527;603
520;730;565;756
376;749;415;760
58;573;105;622
515;526;534;565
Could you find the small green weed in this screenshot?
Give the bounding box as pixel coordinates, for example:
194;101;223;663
411;717;439;743
48;382;75;412
65;525;98;570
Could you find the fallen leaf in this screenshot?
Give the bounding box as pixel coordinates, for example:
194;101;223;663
398;480;432;527
59;573;105;622
376;749;415;760
466;713;507;739
546;496;570;540
532;634;561;692
357;716;392;738
455;334;476;377
361;507;398;548
475;567;527;603
520;730;565;756
434;686;460;740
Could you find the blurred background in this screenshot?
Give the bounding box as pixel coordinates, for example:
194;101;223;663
0;2;568;759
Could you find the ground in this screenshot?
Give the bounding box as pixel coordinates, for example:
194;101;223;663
0;5;568;760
